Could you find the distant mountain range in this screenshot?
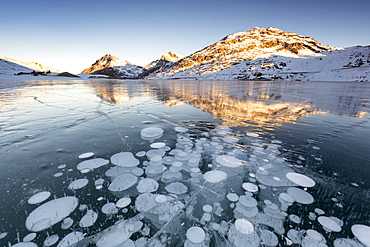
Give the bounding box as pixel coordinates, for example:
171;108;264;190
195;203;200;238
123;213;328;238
1;27;369;81
0;56;61;75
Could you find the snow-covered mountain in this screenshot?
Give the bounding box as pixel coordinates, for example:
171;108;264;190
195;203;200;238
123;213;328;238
139;52;184;78
81;54;144;79
0;56;61;75
148;27;370;81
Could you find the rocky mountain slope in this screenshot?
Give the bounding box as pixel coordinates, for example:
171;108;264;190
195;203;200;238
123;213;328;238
148;27;370;81
81;54;144;79
138;52;184;78
0;56;61;75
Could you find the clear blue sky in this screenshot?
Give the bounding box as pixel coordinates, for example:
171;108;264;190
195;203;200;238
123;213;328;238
1;0;369;73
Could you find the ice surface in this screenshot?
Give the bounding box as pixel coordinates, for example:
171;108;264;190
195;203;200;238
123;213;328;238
111;152;139;167
351;224;370;247
25;196;78;231
108;174;138;192
57;231;84;247
68;178;89;190
186;226;206;244
286;172;316;187
79;210;98;227
27;191;51;204
77;158;109;171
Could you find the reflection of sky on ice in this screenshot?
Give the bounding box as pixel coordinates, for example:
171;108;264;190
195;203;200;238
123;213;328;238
0;80;369;247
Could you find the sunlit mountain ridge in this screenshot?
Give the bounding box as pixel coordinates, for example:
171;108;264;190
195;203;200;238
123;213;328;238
1;27;369;81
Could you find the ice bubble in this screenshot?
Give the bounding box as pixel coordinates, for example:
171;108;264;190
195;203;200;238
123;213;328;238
186;226;206;244
306;229;325;242
96;185;103;190
174;127;188;133
246;133;259;138
260;229;278;247
239;195;258;208
80;168;90;174
242;182;259;193
116;197;131;208
135;193;157;212
318;216;342;232
10;243;37;247
287;229;302;244
146;149;166;158
108;174;138;192
133;168;144;177
101;202;118;215
78;152;94;159
150;142;166;149
79;210;98;227
96;220;141;247
94;178;104;186
227;193;239;202
203;204;213;213
68;178;89;190
334;238;365;247
235;218;254;234
351;224;370;247
61;217;73;229
286;172;316;188
43;235;59;247
22;233;36;242
111;152;139;167
79;204;87;211
25;196;78;232
289;214;301;224
0;232;8;239
57;231;84;247
141;127;164;140
204;170;227;183
315;208;325;215
165;182;188;195
279;193;295;204
136;178;159;193
287;187;314;204
53;172;63;177
216;155;242;168
57;164;66;169
27;191;51;205
155;195;167;203
136;151;146;157
77;158;109;171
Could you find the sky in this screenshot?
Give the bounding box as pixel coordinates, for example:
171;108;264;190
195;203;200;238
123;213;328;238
1;0;369;74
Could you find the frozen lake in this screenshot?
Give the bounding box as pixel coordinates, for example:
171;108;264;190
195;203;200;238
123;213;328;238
0;79;370;246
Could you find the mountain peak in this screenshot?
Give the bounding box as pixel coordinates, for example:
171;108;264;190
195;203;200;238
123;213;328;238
159;51;184;62
81;54;129;74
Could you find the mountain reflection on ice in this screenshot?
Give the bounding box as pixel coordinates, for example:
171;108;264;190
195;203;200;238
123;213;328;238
0;80;369;247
